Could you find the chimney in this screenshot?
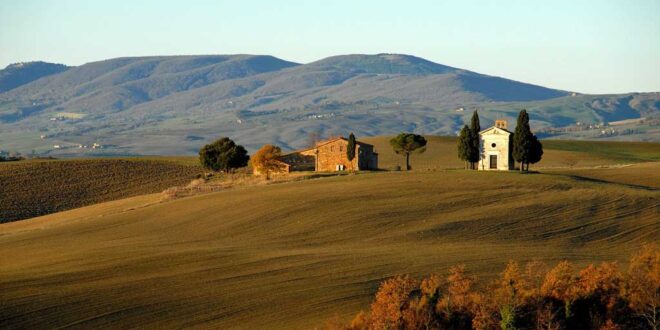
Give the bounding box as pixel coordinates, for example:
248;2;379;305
495;120;508;130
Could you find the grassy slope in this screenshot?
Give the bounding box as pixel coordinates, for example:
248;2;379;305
1;164;658;329
362;136;660;170
0;157;201;222
5;137;656;223
545;162;660;189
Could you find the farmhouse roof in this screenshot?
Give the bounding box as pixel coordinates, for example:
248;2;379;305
281;136;375;156
314;136;374;148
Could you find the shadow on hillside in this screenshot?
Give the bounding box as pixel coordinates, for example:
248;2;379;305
551;173;656;191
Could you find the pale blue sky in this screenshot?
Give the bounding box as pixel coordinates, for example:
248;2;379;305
0;0;658;94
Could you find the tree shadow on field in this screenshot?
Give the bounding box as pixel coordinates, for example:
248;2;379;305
547;173;656;191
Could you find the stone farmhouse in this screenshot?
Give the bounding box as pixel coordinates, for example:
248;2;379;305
268;136;378;173
478;120;514;171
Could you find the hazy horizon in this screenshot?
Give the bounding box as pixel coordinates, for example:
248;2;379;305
1;0;658;94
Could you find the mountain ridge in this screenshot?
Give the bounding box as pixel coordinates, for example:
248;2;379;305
0;61;70;93
0;53;657;155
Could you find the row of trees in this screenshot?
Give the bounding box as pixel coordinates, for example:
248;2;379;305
457;111;482;169
457;110;544;171
325;244;659;330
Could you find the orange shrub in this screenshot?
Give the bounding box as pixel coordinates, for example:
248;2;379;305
330;245;659;330
625;244;660;330
369;275;419;330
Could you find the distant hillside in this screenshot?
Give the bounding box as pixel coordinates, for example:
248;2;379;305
0;61;69;93
0;53;657;155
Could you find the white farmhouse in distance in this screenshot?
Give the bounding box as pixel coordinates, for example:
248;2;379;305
478;120;514;171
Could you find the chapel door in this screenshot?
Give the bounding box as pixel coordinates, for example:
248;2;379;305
489;155;498;169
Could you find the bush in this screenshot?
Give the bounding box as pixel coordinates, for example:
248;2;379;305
326;244;659;330
199;137;249;172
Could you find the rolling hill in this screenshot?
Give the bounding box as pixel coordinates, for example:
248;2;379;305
0;54;657;156
0;157;202;223
0;61;70;93
1;161;658;329
2;137;657;223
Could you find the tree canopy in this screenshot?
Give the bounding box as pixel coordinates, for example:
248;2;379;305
528;135;544;168
457;125;471;169
470;110;481;134
512;110;533;171
468;111;481;169
390;133;427;170
199;137;249;172
336;244;659;330
251;144;283;180
456;111;481;169
347;133;356;161
512;110;543;171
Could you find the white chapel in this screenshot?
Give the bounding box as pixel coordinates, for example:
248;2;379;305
477;120;514;171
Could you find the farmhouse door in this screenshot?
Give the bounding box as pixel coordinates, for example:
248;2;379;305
489;155;497;169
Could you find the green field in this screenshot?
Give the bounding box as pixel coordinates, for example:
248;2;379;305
0;157;202;222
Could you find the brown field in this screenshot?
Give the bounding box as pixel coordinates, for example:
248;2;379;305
545;162;660;189
2;138;657;223
1;160;658;328
0;158;202;222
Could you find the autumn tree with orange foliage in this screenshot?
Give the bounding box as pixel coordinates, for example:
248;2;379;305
437;265;478;328
541;261;580;320
251;144;283;180
625;244;660;330
573;262;626;329
368;275;419;329
493;261;527;329
325;244;659;330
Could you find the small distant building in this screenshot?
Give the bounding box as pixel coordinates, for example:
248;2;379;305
477;120;514;171
253;136;378;175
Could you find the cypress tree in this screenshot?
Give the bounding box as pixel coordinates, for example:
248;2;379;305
528;135;544;171
512;110;533;172
468;111;481;169
457;126;471;169
347;133;357;171
470;110;481;134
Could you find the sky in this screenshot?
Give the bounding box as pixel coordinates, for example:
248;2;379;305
0;0;658;94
